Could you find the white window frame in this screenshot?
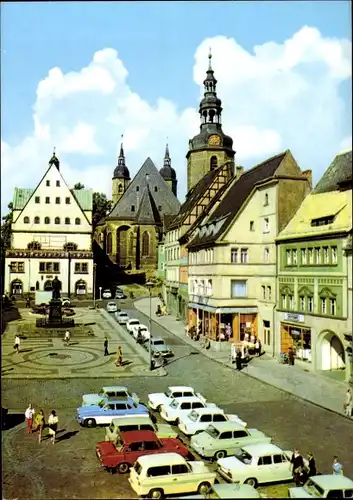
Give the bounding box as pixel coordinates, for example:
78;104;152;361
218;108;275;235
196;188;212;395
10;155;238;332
240;248;248;264
301;249;307;265
308;248;314;264
331;246;337;264
261;285;266;300
299;296;305;311
281;294;287;309
308;296;313;312
267;286;271;300
231;280;247;298
330;298;336;316
288;295;294;310
292;249;298;265
286;250;292;265
315;247;321;265
321;297;327;314
263;217;270;233
264;248;269;262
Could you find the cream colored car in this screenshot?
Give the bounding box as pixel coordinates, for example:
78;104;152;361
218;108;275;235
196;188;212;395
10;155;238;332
128;452;217;499
105;416;178;441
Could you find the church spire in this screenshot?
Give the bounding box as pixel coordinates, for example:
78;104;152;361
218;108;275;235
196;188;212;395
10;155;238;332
163;142;171;168
199;48;223;129
113;135;130;180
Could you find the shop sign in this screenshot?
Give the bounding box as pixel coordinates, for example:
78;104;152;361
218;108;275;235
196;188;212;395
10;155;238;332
284;312;305;323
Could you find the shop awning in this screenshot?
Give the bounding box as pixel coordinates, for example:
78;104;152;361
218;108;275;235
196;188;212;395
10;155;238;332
188;303;257;314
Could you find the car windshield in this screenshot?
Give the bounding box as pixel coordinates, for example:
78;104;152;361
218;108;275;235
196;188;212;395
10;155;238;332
235;449;253;464
206;425;220;439
303;480;325;497
134;461;142;475
130;321;139;325
170;399;179;409
188;410;199;422
165;390;173;397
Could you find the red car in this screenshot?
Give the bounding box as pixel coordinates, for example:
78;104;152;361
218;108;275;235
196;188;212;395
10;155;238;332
96;429;191;474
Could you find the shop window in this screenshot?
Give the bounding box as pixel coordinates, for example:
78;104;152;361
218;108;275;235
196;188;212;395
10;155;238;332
24;216;30;224
286;250;291;265
301;248;307;265
250;221;254;231
263;320;271;345
331;246;337;264
240;248;248;263
261;285;266;300
282;294;287;309
231;280;247;298
308;296;313;312
299;296;306;311
321;298;327;314
264;248;269;262
289;326;311;361
308;248;314;264
231;248;238;263
330;298;336;316
35;196;40;203
315;247;321;264
46;197;50;204
288;295;294;310
292;249;297;265
267;286;271;300
10;262;25;273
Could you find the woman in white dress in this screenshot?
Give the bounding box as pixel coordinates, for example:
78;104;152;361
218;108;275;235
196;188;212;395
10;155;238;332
48;410;59;444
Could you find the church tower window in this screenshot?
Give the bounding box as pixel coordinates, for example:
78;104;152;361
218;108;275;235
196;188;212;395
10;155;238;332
118;184;123;193
142;232;149;257
210;156;218;170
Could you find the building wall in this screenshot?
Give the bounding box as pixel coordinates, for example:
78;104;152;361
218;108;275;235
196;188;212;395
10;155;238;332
12;232;91;251
157;243;165;280
187;149;233;192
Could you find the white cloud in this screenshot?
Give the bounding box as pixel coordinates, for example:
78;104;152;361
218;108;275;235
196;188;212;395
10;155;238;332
1;27;351;214
339;136;352;152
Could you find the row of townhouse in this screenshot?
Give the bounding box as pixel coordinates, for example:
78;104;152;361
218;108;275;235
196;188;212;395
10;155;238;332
162;149;352;382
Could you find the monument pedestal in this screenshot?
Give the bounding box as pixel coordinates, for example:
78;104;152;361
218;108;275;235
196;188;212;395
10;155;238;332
48;299;63;323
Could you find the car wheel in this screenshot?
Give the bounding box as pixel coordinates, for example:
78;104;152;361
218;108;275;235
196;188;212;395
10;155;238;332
215;450;227;460
198;482;211;495
148;488;164;499
245;478;258;488
85;418;96;428
118;462;130;474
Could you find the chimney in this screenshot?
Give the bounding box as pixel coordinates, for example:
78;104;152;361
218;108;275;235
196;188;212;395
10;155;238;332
236;165;244;177
302;169;312;189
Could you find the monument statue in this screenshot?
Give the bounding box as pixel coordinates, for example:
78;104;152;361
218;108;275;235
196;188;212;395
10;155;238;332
52;277;62;300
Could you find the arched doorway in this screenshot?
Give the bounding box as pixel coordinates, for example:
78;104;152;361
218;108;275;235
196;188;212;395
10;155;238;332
75;280;87;295
319;331;345;371
116;225;130;266
11;280;23;296
44;280;53;291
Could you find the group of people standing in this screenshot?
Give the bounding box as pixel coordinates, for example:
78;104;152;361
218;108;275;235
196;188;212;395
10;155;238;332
25;404;58;444
291;450;344;486
103;337;123;367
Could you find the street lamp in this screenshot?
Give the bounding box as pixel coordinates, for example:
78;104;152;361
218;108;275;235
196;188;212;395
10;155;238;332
146;280;154;371
99;286;102;301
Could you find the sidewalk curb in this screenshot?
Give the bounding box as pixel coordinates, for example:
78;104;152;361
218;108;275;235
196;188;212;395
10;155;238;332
134;300;350;419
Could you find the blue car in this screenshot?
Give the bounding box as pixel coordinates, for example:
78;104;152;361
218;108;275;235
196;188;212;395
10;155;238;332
76;399;149;428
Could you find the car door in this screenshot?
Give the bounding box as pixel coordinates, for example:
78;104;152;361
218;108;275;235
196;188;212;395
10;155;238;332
199;414;212;431
126;441;142;464
256;455;274;483
228;429;249;454
170;463;193;494
98;403;117;425
218;431;233;453
272;453;292;481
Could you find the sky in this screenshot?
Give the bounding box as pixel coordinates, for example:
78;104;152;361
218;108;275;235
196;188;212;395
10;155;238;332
1;1;352;214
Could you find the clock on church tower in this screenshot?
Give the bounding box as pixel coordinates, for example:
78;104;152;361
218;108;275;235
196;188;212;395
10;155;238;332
208;134;221;146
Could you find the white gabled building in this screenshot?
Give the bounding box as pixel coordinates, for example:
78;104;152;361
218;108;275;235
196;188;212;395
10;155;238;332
5;152;94;298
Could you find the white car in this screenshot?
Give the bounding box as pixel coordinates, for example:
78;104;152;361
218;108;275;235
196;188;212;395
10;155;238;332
183;483;264;499
102;289;112;299
289;475;353;498
132;324;150;341
190;422;272;460
126;319;141;334
115;311;129;324
217;443;304;487
179;408;247;436
160;396;217;425
128;452;217;499
148;386;202;412
106;301;118;313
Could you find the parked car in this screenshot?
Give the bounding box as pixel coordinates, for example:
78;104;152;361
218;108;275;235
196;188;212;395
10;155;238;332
289;475;353;498
179;408;247;437
81;386;139;406
115;311;129;324
217;443;304;487
160;396;217;425
148;386;202;412
106;302;118;313
148;336;173;357
102;289;112;299
115;291;125;299
76;399;149;427
60;296;71;307
190;422;272;460
105;415;178;441
96;430;191;474
132;324;150;341
182;483;264;499
126;319;141;334
128;452;217;499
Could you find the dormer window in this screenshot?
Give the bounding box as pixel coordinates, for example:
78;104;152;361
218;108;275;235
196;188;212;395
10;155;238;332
311;215;335;227
131;205;135;212
154;186;158;192
136;186;140;192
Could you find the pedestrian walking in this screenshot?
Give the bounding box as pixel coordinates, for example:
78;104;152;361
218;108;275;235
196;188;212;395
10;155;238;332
344;388;352;418
14;335;20;353
64;330;70;346
255;338;261;356
25;404;35;434
332;456;344;475
25;297;31;308
288;347;295;366
291;449;304;486
34;409;45;443
104;336;109;356
48;410;58;444
307;452;317;477
116;346;123;367
236;349;242;371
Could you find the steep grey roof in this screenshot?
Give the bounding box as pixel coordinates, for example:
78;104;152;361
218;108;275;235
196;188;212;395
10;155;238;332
108;157;180;221
136;187;162;224
313;150;352;194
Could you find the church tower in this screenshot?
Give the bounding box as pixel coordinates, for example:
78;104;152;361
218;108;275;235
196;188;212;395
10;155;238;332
159;143;177;197
186;50;235;191
112;140;130;205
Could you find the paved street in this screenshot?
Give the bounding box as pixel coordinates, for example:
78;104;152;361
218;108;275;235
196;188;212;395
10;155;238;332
2;301;352;499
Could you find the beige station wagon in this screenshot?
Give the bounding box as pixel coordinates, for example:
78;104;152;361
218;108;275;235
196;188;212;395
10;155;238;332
105;416;178;441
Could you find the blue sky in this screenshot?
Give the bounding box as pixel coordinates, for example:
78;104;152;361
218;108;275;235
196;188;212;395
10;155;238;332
1;1;351;209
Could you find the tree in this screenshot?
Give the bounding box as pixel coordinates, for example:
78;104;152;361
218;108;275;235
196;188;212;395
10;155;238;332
92;192;112;228
73;182;85;190
1;202;13;249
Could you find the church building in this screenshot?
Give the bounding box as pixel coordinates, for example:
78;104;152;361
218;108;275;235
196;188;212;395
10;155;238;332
95;144;180;273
